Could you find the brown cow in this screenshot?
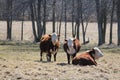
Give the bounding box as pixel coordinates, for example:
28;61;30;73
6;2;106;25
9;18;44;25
39;33;60;62
63;38;81;64
72;47;103;66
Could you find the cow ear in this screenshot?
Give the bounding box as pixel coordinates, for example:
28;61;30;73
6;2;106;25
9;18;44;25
90;48;94;51
91;48;95;54
64;39;67;42
65;39;67;41
49;34;51;37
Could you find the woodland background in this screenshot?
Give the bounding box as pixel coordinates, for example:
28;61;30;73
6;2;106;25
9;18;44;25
0;0;120;46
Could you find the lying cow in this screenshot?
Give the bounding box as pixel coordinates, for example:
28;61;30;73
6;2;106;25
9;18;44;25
72;47;103;66
39;33;60;62
63;38;81;64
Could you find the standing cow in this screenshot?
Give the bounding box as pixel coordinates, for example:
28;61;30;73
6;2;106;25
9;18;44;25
72;47;103;66
39;33;60;62
63;38;81;64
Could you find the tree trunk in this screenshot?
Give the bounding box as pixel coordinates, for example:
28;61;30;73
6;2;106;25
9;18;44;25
80;0;86;44
6;0;12;40
76;0;81;40
37;0;43;42
52;0;56;33
72;0;75;38
102;0;107;44
58;0;63;41
102;13;107;44
43;0;46;34
21;11;24;41
95;0;103;46
30;0;37;42
109;0;115;44
64;0;67;40
117;0;120;45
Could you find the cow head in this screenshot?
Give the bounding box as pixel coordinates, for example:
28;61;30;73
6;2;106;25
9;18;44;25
65;38;76;54
49;32;59;46
67;38;75;48
92;47;103;59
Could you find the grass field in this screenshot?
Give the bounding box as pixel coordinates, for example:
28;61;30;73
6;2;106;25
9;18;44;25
0;21;120;80
0;41;120;80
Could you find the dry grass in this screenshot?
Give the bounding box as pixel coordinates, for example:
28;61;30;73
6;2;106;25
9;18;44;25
0;42;120;80
0;21;120;80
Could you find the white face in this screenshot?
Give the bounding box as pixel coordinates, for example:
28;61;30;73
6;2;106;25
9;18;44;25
67;38;74;48
67;38;76;54
93;47;103;59
51;33;58;45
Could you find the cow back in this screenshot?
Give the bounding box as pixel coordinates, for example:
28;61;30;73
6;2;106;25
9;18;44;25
40;35;51;52
72;52;97;66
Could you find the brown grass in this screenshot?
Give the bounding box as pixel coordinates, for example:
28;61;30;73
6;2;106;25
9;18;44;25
0;43;120;80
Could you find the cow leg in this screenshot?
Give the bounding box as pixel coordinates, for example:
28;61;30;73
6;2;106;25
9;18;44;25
72;53;76;59
54;53;57;61
72;59;79;65
89;57;97;66
67;53;70;64
47;53;51;62
40;51;43;61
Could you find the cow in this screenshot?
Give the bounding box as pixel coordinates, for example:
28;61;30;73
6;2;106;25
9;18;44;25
63;38;81;64
39;32;60;62
72;47;103;66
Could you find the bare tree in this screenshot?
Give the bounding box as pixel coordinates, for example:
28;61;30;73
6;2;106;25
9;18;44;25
95;0;102;46
29;0;43;42
43;0;46;34
80;0;89;44
71;0;75;38
58;0;63;41
101;0;107;44
21;11;24;41
64;0;67;40
95;0;108;45
30;0;38;42
109;0;115;44
116;0;120;45
52;0;56;33
6;0;12;40
37;0;43;41
75;0;81;40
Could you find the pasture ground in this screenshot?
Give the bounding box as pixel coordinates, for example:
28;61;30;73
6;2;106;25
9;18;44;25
0;41;120;80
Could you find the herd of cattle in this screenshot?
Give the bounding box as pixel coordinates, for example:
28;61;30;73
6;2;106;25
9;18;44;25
39;32;103;66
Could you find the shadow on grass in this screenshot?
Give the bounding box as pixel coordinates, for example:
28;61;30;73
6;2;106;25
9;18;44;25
34;60;54;63
56;63;68;66
34;60;68;66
